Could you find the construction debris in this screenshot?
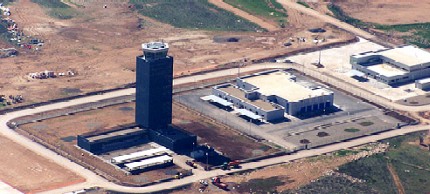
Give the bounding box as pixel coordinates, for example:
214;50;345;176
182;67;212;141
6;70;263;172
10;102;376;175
0;4;44;51
28;70;76;79
0;48;18;58
0;94;24;106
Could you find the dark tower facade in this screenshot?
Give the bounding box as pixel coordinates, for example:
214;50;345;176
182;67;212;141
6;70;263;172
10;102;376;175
136;42;173;129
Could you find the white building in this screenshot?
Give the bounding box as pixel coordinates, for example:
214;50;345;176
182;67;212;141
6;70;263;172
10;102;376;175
211;70;334;121
351;45;430;85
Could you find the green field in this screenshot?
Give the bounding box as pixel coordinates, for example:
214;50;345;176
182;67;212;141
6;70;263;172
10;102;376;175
338;155;397;194
337;132;430;194
130;0;262;32
224;0;287;18
283;175;378;194
224;0;287;27
376;23;430;48
31;0;77;19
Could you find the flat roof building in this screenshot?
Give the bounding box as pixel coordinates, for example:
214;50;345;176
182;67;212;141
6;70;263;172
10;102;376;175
211;70;334;121
351;45;430;85
77;124;148;154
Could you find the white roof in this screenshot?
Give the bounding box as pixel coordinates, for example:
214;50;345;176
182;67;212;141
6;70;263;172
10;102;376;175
237;109;262;120
378;45;430;67
367;63;407;77
201;95;233;107
241;71;332;102
417;77;430;84
124;155;172;170
111;146;168;164
347;70;365;77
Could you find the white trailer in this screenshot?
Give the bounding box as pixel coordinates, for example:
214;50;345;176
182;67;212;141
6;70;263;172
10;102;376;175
124;155;173;171
111;146;169;164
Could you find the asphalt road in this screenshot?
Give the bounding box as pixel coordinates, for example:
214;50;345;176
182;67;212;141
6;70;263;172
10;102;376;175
0;60;424;194
1;4;428;193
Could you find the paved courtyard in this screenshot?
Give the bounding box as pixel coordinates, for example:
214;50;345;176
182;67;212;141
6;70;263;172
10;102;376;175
174;71;401;150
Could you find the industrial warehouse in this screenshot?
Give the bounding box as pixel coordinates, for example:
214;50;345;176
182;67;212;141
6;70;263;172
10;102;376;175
351;45;430;86
207;70;334;122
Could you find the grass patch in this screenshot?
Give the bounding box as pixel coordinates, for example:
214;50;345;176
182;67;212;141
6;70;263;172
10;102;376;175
130;0;262;32
376;23;430;48
0;0;14;5
338;132;430;194
344;128;360;133
223;0;287;27
327;3;369;28
359;121;374;127
338;155;397;194
297;1;310;9
237;176;284;193
31;0;77;19
392;161;430;194
335;149;359;156
282;175;377;194
224;0;287;18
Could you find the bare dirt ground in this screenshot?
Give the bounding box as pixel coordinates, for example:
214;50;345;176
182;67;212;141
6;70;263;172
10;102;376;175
305;0;430;25
0;0;353;106
173;102;277;160
19;102;182;185
0;135;84;193
208;0;278;31
18;99;277;184
333;0;430;25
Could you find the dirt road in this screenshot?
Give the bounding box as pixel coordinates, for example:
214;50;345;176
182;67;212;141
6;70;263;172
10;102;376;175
276;0;375;40
208;0;278;31
387;162;406;194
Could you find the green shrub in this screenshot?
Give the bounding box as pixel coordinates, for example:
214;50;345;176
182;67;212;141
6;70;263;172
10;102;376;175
344;128;360;132
297;1;310;9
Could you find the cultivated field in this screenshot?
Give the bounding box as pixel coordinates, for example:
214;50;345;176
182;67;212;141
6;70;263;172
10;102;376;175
0;135;84;193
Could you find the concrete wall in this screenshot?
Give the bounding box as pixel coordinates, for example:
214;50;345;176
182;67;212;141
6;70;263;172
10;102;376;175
287;93;334;116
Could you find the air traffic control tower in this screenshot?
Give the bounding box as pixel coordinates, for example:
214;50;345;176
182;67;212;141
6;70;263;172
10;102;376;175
136;42;173;129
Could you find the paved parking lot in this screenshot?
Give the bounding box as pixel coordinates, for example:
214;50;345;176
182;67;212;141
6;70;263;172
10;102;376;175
284;37;427;101
174;71;400;149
